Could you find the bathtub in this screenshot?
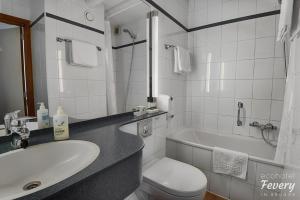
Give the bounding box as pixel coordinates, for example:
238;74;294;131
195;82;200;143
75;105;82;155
166;128;284;200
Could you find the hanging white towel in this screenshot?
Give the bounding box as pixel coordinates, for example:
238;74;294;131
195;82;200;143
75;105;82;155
173;46;191;74
213;147;248;179
277;0;294;42
68;40;98;67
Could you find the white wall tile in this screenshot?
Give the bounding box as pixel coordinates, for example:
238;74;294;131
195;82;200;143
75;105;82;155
220;61;236;79
256;16;276;38
222;23;238;42
205;97;219;114
253;80;272;99
238;20;256;41
187;0;285;143
236;60;254;79
257;0;277;13
221;42;237;62
176;143;193;165
207;0;222;23
219;98;235;116
256;163;283;190
192;97;205;113
255;37;275;58
193;148;212;171
237;40;255;60
205;80;220;97
222;0;238;20
218;115;234;134
272;79;285;100
204;114;219;131
238;0;257;16
273;58;286;78
220;80;235;98
271;100;283;121
230;178;254;200
254;58;274;79
210;173;231;198
252;100;271;120
166;140;177;159
192;81;206;96
235;80;253;99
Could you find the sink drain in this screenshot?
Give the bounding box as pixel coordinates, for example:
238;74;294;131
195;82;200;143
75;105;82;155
23;181;42;191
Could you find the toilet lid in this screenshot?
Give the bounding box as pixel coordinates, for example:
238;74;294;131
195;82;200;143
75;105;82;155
143;157;207;197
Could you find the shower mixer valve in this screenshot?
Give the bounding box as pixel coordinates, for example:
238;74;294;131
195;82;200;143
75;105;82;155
249;121;277;131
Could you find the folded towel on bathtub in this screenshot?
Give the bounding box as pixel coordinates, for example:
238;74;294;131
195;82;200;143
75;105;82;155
213;147;248;179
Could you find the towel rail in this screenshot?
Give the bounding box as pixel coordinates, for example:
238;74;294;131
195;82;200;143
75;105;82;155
56;37;102;51
164;44;176;50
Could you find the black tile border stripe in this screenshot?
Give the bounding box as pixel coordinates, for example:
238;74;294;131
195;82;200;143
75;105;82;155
145;0;280;32
144;0;188;32
30;13;45;28
188;10;281;32
112;39;147;49
45;12;104;35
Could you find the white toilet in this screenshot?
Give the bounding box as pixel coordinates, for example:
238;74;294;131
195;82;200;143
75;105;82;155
141;157;207;200
120;118;207;200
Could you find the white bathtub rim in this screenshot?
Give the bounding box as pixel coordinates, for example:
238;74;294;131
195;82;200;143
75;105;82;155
166;137;284;168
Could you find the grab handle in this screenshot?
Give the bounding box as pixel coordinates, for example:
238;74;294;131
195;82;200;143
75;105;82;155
237;102;243;126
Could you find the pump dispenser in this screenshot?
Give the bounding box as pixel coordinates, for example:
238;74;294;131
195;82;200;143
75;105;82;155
53;106;69;140
37;102;49;129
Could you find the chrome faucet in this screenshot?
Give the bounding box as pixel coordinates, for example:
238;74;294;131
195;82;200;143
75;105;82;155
10;117;33;149
4;111;35;149
4;110;21;135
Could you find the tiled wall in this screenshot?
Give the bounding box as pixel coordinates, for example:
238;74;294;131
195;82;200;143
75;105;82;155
166;139;284;200
112;19;147;112
119;114;168;167
157;13;188;134
186;0;285;140
188;0;280;27
44;0;106;119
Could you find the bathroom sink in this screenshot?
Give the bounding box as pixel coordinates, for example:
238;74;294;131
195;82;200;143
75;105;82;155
0;140;100;200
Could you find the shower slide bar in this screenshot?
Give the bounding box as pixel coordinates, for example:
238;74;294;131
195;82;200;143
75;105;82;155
56;37;102;51
164;44;176;49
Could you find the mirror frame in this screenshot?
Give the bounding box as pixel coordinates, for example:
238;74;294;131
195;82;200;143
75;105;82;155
0;13;35;116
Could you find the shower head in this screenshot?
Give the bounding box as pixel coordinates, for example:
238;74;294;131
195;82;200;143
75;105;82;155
123;28;137;40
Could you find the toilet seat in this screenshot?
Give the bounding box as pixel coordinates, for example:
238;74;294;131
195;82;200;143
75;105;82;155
143;157;207;198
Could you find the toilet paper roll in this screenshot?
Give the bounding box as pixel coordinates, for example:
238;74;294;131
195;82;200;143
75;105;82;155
157;94;172;112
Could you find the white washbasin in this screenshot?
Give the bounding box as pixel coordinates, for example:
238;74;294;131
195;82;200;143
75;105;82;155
0;140;100;200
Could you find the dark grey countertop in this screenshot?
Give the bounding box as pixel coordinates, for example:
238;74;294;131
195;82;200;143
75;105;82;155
0;111;166;200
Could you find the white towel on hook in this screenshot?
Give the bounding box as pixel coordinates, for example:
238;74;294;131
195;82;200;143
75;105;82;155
68;40;98;67
213;147;248;179
277;0;294;42
173;46;191;74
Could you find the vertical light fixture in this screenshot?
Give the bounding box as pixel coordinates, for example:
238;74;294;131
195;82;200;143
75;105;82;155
146;10;159;103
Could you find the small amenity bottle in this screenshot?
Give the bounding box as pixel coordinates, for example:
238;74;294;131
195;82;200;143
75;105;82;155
37;102;49;129
53;106;69;140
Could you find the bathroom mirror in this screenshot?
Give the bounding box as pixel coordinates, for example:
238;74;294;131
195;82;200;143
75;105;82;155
0;0;151;131
0;13;34;124
106;0;151;113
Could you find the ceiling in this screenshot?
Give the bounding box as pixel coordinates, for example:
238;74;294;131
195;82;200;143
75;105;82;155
103;0;127;11
109;2;150;26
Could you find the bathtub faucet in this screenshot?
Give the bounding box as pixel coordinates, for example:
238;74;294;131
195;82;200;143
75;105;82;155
249;121;277;131
249;121;277;148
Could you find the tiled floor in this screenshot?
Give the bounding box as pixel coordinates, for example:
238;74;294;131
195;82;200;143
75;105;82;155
204;192;227;200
